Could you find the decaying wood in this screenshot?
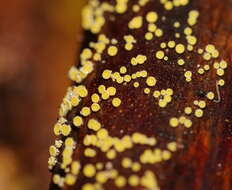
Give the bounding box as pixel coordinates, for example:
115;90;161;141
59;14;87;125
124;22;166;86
49;0;232;189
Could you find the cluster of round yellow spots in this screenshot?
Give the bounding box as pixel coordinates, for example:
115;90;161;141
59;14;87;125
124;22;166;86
53;123;71;137
68;66;84;84
48;156;57;170
202;44;219;60
104;68;150;86
87;118;102;131
111;72;124;84
59;87;81;117
89;34;110;61
144;11;163;40
124;35;136;50
107;45;118;56
49;145;59;158
214;60;227;76
140;170;159;189
102;69;112;80
97;84;117;100
180;116;192;128
73;85;88;98
197;64;210;75
82;2;113;34
186;35;197;47
187;10;199;26
132;132;157;146
153;88;173;108
132;70;148;79
128;16;143;29
160;0;189;11
115;0;129;14
194;100;206;109
60;137;75;171
132;0;149;13
184;70;192;82
120;157;141;172
95;169;118;184
50;2;230;189
131;54;147;65
140;148;172;164
145;23;163;40
55;139;63;148
80;48;92;60
169;116;192;128
83;132;157;158
71;161;81;175
53;174;64;187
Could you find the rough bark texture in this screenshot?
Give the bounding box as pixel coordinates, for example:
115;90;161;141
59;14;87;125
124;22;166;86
49;0;232;190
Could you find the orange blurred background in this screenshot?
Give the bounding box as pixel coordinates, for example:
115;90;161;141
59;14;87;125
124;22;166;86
0;0;85;189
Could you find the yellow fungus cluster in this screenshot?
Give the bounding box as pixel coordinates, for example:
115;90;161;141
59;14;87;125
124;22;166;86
132;0;150;12
153;88;173;108
82;1;114;34
124;35;136;51
131;54;147;65
169;116;192;128
115;0;129;14
201;44;219;60
88;118;102;131
49;1;230;189
184;70;192;82
214;60;227;77
140;148;172;164
160;0;189;11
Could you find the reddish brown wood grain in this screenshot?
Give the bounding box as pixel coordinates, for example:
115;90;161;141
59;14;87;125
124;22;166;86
49;0;232;189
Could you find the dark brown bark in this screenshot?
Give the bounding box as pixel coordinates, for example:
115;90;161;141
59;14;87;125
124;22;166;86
49;0;232;190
